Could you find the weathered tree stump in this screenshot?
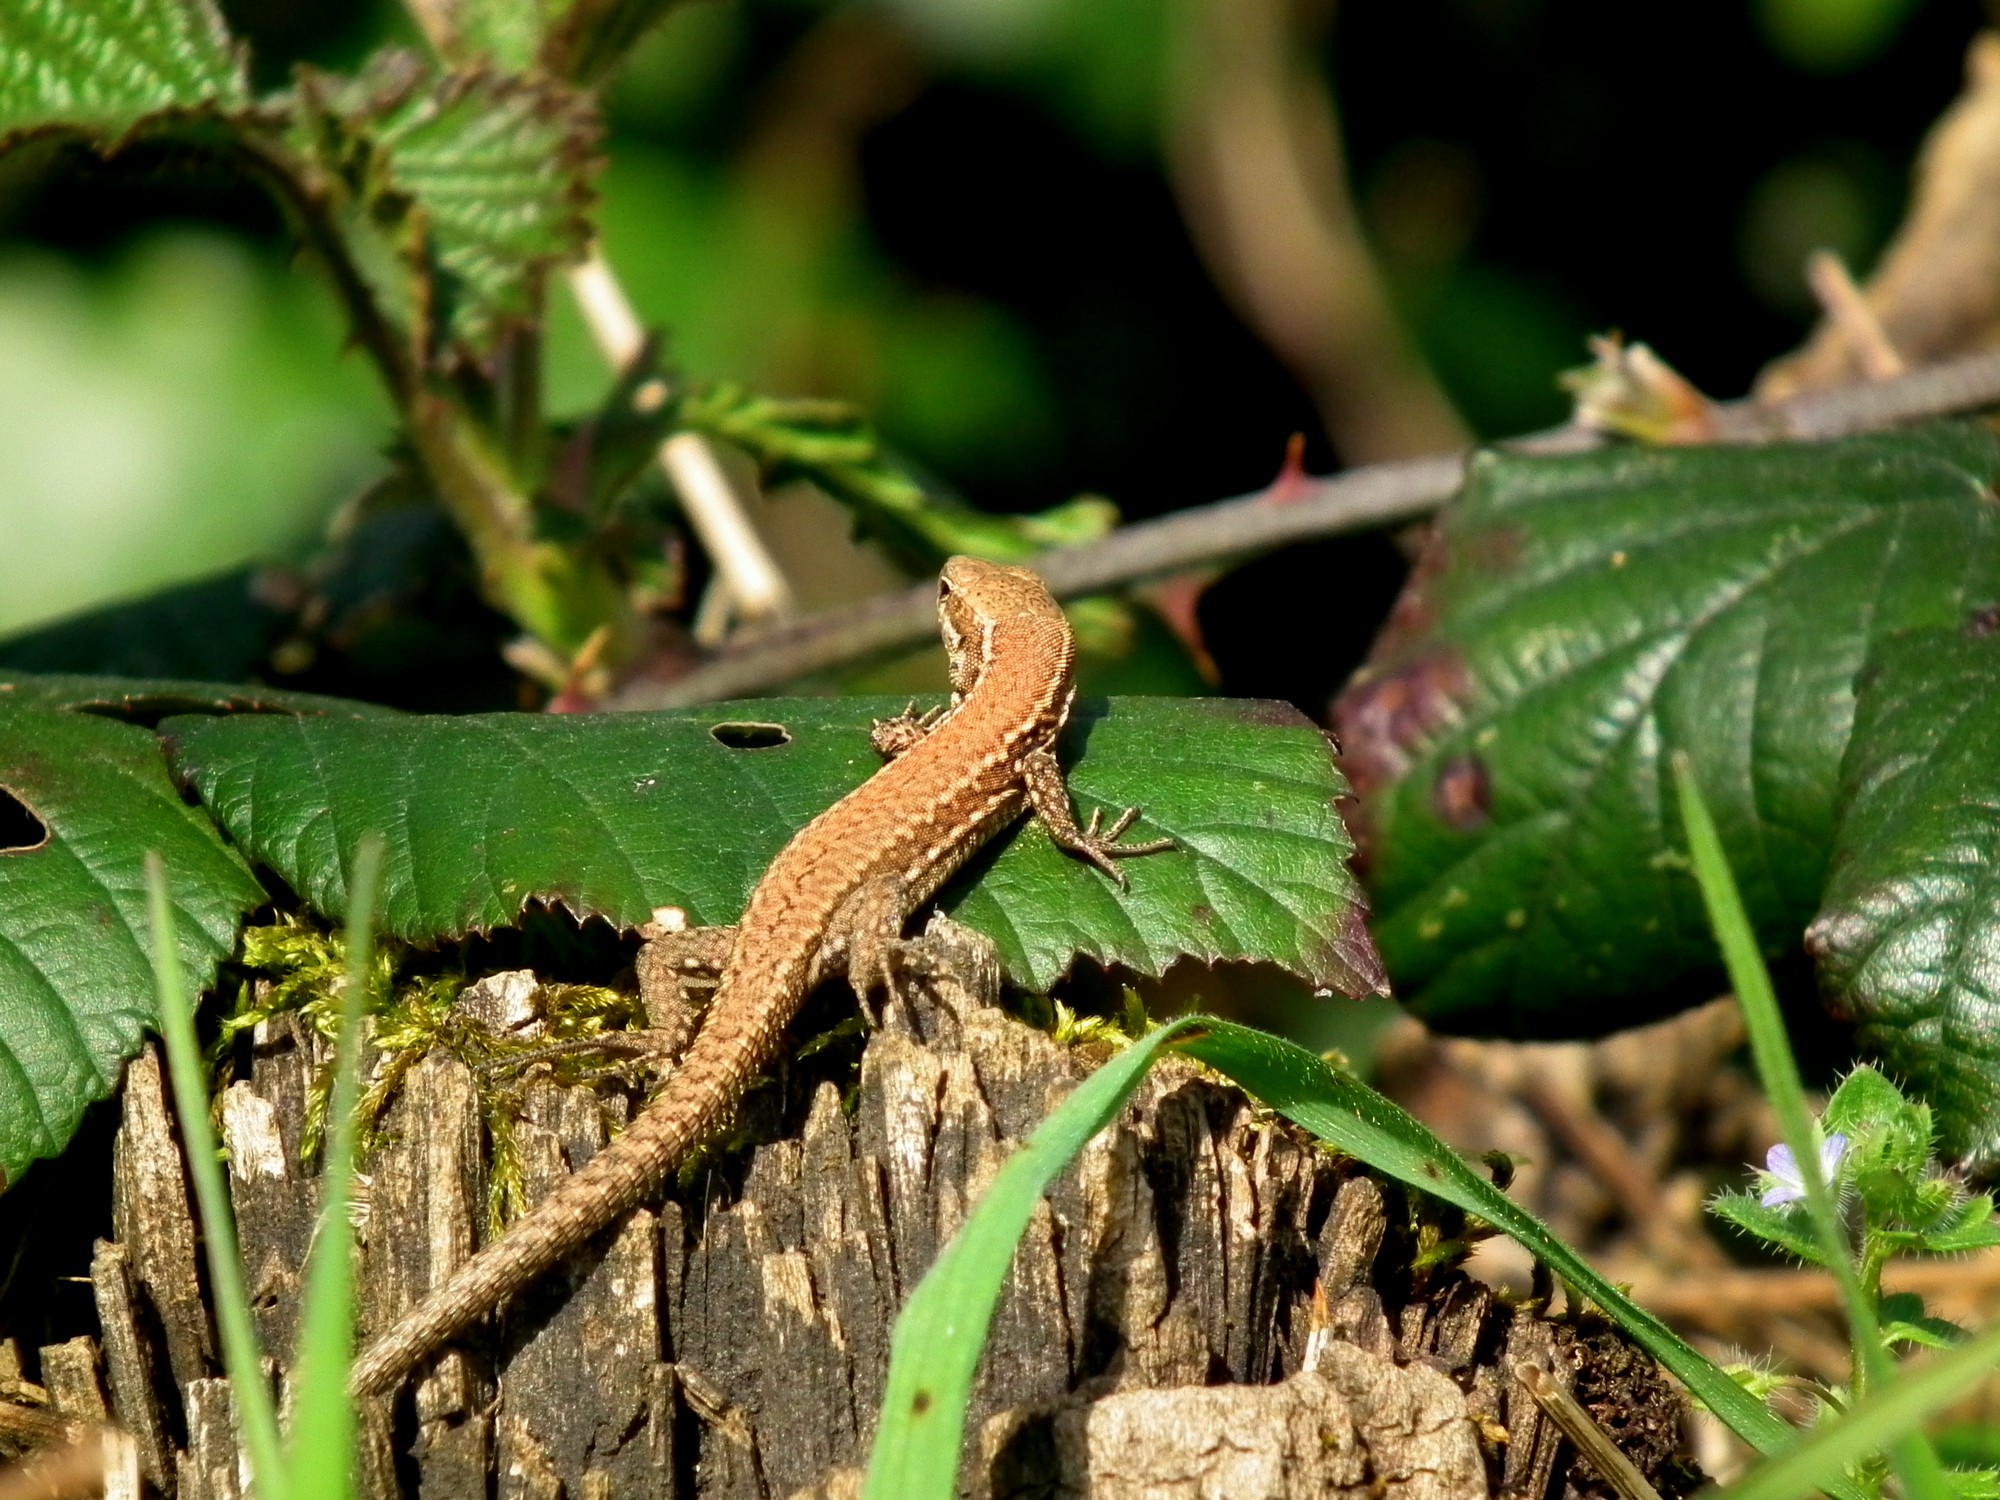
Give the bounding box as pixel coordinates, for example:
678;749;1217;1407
56;968;1696;1500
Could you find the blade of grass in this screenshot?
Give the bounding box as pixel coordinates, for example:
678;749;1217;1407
861;1015;1859;1500
146;853;291;1500
287;834;383;1500
861;1021;1189;1500
1672;753;1948;1498
1717;1322;2000;1500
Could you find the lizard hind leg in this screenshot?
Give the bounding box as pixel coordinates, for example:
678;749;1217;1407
814;876;998;1040
633;920;740;1067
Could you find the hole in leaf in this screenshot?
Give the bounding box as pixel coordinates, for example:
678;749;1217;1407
709;721;791;750
0;787;49;853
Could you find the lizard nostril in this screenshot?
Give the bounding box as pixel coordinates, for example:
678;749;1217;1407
709;722;791;750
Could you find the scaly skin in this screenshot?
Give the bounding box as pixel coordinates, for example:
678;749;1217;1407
348;556;1172;1397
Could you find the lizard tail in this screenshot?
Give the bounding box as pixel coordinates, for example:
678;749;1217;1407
347;1040;744;1398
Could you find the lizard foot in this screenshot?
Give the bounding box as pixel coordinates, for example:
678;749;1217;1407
869;700;947;759
1054;805;1177;889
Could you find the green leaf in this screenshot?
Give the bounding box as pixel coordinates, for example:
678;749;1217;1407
0;704;263;1188
163;697;1385;996
1879;1294;1967;1353
1333;422;2000;1035
289;58;599;352
0;0;247;142
1921;1194;2000;1255
1807;625;2000;1167
1708;1190;1829;1266
452;0;546;71
1165;1022;1828;1479
540;0;683;82
677;383;1119;573
1677;759;1950;1499
371;68;598;347
0;669;393;720
863;1018;1184;1500
287;836;379;1500
1824;1064;1922;1141
862;1016;1839;1500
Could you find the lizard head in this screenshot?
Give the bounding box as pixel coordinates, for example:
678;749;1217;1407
937;556;1065;697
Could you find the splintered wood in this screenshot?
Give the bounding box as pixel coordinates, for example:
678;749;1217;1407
58;985;1694;1499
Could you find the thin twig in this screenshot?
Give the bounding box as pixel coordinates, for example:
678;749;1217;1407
567;248;796;632
1514;1362;1665;1500
1164;0;1467;461
611;348;2000;710
1761;32;2000;398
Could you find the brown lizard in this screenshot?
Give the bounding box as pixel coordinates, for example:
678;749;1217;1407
349;555;1174;1396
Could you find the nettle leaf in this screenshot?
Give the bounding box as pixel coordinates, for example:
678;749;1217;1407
0;0;247;142
164;697;1384;997
1806;625;2000;1166
1333;423;2000;1036
291;58;599;353
0;701;263;1188
372;67;598;346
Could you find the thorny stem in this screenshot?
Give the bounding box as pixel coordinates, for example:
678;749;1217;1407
611;348;2000;709
242;133;638;663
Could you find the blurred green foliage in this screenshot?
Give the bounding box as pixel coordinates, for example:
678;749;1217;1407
0;233;385;634
0;0;1974;640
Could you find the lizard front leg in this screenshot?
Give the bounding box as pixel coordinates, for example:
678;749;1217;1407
1019;745;1175;888
869;699;949;760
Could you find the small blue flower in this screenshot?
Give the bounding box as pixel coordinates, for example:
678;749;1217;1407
1760;1133;1848;1207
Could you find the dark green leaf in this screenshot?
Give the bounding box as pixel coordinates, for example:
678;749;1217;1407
164;697;1384;996
0;0;247;142
1333;423;2000;1035
1808;625;2000;1167
0;705;264;1187
0;569;287;682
